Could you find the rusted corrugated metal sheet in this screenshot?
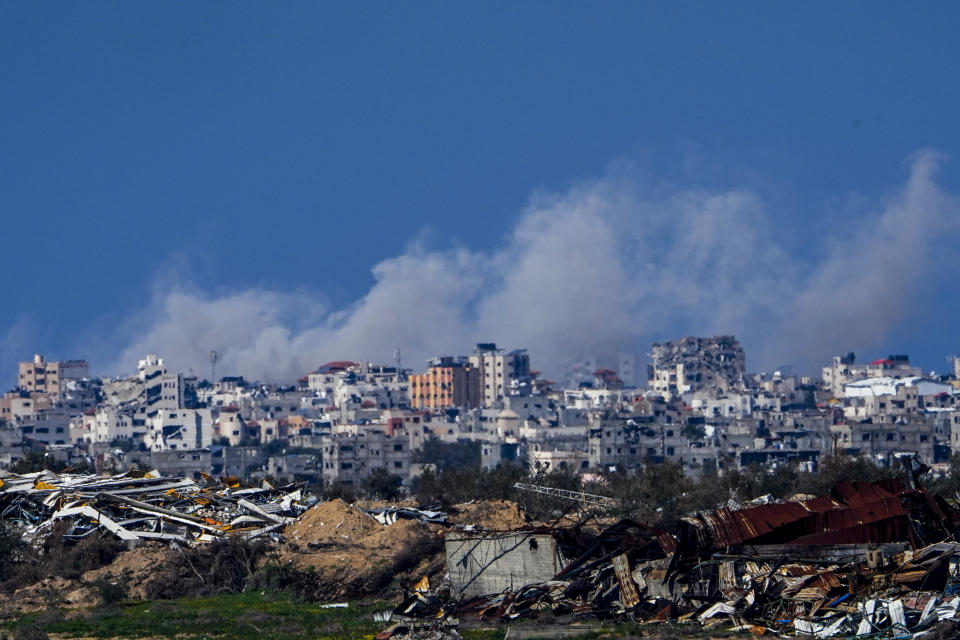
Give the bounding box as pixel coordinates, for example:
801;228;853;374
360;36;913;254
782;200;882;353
656;532;677;553
611;553;640;608
832;480;894;507
690;480;956;550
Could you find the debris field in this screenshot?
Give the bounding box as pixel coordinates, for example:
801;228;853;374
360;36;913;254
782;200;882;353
0;468;313;544
392;478;960;639
6;466;960;638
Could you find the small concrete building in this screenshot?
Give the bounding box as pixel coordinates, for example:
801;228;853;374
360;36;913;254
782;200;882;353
445;530;565;598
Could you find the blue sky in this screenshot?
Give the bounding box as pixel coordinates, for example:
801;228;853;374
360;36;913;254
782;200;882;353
2;2;960;383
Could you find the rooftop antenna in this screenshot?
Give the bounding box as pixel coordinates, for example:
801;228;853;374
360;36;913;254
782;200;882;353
209;350;218;382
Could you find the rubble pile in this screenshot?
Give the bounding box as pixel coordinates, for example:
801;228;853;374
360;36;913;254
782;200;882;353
366;504;447;526
0;468;314;545
395;479;960;638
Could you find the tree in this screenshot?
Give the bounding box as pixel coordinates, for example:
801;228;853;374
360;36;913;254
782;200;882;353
0;521;28;582
795;455;895;496
361;467;403;501
9;450;67;474
604;459;692;522
412;438;481;471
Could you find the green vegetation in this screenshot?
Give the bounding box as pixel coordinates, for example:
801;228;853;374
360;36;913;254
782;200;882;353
2;593;391;639
360;466;404;501
8;449;91;475
0;598;758;640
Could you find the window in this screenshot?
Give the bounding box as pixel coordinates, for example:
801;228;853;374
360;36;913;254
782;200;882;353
393;461;402;468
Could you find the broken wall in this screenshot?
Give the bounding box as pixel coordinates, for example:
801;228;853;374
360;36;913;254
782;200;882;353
445;531;564;598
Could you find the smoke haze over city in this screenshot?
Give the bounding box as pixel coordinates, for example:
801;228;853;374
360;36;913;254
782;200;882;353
106;149;959;383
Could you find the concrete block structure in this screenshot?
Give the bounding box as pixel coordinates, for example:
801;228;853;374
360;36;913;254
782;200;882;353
445;531;565;598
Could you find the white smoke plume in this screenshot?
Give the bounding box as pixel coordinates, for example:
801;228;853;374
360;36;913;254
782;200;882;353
110;150;960;382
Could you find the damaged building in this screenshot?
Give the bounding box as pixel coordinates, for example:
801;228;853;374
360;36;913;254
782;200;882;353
648;335;746;399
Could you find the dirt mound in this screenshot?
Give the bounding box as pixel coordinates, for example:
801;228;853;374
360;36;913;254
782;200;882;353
446;500;529;530
83;543;173;600
279;499;442;599
284;498;381;545
0;576;94;614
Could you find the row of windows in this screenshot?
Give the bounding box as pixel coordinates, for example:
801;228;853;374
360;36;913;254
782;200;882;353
859;432;928;442
335;460;405;471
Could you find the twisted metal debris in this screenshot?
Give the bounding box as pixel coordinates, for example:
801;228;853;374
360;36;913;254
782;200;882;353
392;479;960;639
0;468;315;545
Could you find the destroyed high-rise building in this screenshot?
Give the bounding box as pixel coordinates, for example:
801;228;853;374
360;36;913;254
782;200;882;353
648;335;746;398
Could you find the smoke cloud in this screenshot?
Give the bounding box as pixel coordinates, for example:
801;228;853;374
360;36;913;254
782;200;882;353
110;150;960;382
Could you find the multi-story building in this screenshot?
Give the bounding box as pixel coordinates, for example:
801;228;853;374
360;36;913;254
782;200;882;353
320;429;412;486
216;406;246;445
0;389;52;423
823;353;923;399
138;355;183;415
409;357;481;409
84;406;138;443
144;408;215;451
831;419;941;464
468;343;531;407
18;408;72;445
17;355;89;398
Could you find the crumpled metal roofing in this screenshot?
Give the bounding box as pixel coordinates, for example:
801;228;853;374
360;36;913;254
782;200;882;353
686;478;960;549
0;467;315;544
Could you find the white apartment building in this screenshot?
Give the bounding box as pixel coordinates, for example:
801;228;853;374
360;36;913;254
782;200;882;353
823;354;922;399
144;408;215;451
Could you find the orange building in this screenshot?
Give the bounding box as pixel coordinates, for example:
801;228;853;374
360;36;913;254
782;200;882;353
409;358;480;409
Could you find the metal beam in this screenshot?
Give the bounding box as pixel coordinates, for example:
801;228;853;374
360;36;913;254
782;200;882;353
512;482;618;507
